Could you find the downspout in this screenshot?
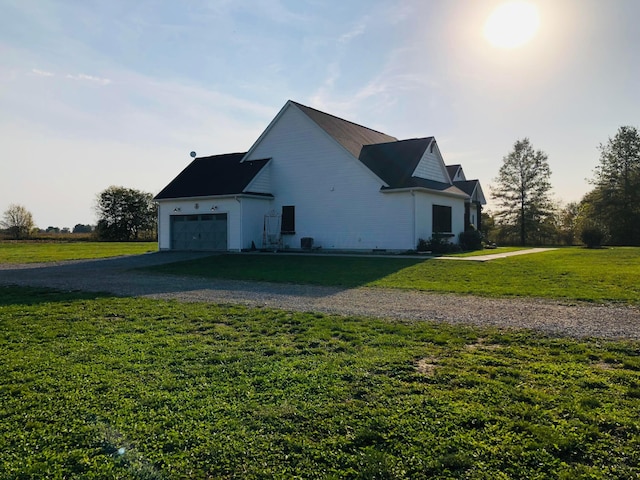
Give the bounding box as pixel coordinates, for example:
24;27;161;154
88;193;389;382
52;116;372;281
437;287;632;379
411;190;416;250
156;203;161;250
235;196;242;252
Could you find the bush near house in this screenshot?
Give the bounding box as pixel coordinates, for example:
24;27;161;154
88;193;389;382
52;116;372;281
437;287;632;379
459;229;483;251
417;234;462;254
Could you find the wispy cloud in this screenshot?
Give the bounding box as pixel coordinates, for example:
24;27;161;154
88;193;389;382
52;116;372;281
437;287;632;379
65;73;112;85
29;68;112;85
339;21;366;44
31;68;54;77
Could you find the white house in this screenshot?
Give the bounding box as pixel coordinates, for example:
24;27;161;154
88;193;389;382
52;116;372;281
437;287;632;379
155;100;486;252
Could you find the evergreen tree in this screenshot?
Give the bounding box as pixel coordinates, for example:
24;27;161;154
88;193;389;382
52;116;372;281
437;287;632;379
586;126;640;245
491;138;553;246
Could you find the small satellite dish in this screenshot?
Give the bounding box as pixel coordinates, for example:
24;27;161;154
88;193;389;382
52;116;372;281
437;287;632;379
190;151;197;158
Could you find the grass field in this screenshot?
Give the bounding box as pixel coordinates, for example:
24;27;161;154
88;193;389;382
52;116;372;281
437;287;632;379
1;286;639;479
0;241;157;263
146;247;640;304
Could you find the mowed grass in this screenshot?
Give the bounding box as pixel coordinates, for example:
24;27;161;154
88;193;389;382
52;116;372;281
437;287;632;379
0;241;157;264
146;247;640;304
1;286;639;479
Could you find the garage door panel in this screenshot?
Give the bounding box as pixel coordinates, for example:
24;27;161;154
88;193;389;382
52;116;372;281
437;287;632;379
170;214;227;250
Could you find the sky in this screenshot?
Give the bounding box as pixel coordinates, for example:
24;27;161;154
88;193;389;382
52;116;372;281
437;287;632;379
1;0;639;229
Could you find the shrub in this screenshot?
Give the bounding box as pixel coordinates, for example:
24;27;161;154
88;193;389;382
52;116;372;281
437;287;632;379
417;234;460;254
459;229;483;251
581;227;605;249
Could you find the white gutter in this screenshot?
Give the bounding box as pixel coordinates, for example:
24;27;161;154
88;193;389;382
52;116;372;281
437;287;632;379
380;186;469;200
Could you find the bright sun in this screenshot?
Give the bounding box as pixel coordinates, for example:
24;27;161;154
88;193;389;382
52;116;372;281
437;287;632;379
484;1;540;49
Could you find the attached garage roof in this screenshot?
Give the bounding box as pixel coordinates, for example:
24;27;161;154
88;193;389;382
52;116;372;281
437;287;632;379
155;153;270;200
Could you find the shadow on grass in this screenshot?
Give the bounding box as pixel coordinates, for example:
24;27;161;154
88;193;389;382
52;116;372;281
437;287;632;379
0;286;111;306
142;253;427;288
0;252;427;304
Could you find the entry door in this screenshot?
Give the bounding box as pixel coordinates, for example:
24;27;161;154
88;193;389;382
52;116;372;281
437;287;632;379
170;214;228;251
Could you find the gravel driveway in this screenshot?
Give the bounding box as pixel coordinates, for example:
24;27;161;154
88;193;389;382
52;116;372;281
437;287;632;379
1;252;638;341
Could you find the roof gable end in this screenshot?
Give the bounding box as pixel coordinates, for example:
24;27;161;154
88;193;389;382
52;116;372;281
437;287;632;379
412;139;452;184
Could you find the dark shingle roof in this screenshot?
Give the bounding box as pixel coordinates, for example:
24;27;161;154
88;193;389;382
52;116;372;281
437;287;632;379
155;153;270;200
454;180;487;204
359;138;468;196
446;164;461;181
359;138;433;187
292;101;397;158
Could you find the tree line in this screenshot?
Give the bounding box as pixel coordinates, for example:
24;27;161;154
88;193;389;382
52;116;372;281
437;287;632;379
488;125;640;247
1;186;157;241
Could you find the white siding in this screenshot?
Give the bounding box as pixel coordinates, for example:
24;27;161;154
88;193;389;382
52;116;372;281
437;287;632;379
413;147;450;183
452;167;466;181
244;103;414;250
413;191;466;245
240;197;273;249
245;163;271;194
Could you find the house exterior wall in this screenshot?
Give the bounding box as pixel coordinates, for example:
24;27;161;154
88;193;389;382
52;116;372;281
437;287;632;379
239;196;274;249
408;190;466;246
157;197;241;250
244;104;416;250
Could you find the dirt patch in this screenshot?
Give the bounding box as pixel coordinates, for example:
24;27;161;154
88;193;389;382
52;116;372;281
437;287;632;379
415;357;438;376
465;338;502;351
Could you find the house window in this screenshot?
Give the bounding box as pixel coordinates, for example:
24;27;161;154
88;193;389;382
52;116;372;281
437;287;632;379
281;205;295;234
432;205;452;233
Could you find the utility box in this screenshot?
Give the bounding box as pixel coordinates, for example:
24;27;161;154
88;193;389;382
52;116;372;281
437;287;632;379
301;237;313;250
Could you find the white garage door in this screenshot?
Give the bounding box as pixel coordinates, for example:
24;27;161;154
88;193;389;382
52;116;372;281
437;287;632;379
170;214;228;251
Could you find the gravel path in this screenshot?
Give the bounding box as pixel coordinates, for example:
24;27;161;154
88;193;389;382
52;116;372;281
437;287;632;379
1;252;638;341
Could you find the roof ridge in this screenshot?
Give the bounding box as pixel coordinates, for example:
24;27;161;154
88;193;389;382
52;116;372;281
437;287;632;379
289;100;397;140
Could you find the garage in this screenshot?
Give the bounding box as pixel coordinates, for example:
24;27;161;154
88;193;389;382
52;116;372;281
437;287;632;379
170;214;228;251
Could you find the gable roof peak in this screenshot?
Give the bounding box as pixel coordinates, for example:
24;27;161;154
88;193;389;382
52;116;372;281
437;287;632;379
289;100;398;158
289;100;393;138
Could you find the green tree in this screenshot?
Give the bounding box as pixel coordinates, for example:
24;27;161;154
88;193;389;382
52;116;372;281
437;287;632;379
491;138;554;246
95;186;157;241
557;201;579;245
585;126;640;245
1;204;35;239
72;224;93;234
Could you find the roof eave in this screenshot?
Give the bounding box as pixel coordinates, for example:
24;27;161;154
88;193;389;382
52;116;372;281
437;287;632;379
155;193;274;202
380;186;470;199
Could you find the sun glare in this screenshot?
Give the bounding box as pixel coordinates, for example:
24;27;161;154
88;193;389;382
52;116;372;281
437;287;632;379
484;1;540;49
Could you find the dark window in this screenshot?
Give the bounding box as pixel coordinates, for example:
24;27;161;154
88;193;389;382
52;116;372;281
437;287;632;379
281;206;295;234
432;205;452;233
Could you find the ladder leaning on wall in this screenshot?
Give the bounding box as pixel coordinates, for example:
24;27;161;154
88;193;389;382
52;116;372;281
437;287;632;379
262;210;282;251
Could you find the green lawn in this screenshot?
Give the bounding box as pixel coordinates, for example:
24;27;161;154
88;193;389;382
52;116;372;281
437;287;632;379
145;247;640;304
1;286;639;479
0;241;157;263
